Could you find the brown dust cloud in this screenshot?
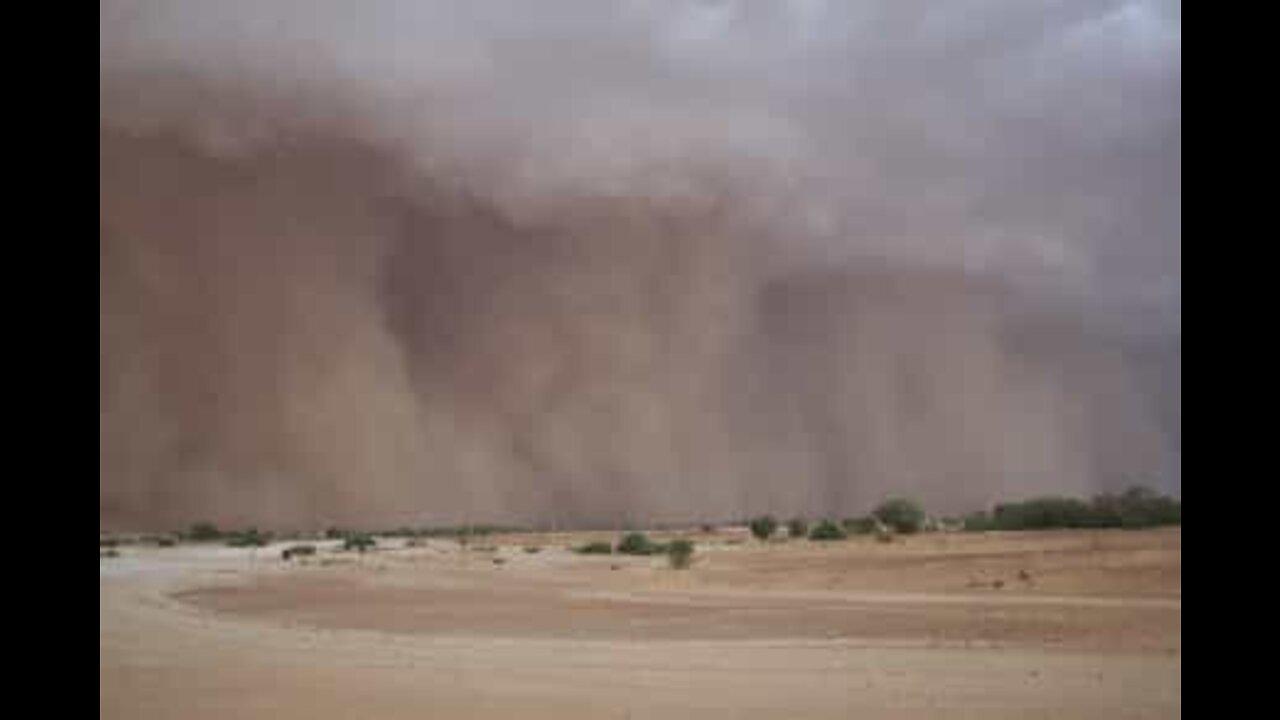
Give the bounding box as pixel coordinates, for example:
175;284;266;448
100;1;1181;530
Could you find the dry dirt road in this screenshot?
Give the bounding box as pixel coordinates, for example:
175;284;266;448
101;527;1180;719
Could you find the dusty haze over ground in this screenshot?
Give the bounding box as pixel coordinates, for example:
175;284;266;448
100;1;1181;530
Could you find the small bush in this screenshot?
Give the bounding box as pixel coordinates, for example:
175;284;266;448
575;541;613;555
788;518;809;540
873;498;926;534
100;549;119;559
962;511;995;532
188;522;222;541
523;546;542;554
842;516;880;535
226;528;270;547
325;527;348;539
343;534;377;553
749;515;778;541
281;544;316;560
156;536;177;547
617;532;663;556
100;538;119;548
667;539;695;569
808;520;848;541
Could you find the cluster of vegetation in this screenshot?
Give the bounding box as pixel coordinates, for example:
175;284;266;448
666;539;695;569
748;515;778;540
616;532;666;556
572;533;695;568
376;524;526;539
807;519;848;541
574;541;614;555
787;518;809;540
342;534;377;553
225;528;271;547
842;516;881;535
872;499;926;534
164;486;1176;565
100;548;120;559
964;486;1180;531
186;522;223;542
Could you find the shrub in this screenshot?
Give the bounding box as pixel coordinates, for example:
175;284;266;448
226;528;270;547
808;520;848;541
343;534;377;553
281;544;316;560
667;539;695;569
843;516;880;535
523;546;542;554
188;522;222;541
993;497;1096;530
617;532;667;555
99;538;119;548
873;498;926;534
325;527;348;539
962;511;994;532
788;518;809;540
101;549;119;559
575;541;613;555
748;515;778;541
965;486;1180;532
1091;486;1181;528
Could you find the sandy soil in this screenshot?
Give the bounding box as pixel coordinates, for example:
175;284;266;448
101;527;1180;719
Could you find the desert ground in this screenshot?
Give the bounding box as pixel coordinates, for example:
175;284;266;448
101;527;1180;719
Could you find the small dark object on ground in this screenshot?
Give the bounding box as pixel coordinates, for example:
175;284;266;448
282;544;317;560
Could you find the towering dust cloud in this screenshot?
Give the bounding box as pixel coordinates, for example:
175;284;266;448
100;1;1181;529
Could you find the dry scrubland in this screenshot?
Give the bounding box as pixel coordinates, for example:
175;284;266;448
101;526;1180;719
